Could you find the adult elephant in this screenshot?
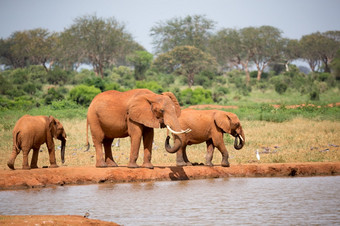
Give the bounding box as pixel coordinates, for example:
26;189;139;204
7;115;67;170
167;109;245;167
86;89;190;169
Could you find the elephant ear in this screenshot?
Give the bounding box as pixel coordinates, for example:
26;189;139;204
214;111;232;134
49;115;58;138
162;92;181;117
128;95;160;128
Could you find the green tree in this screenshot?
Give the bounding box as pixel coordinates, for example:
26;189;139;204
330;49;340;80
246;26;284;81
153;46;217;87
150;15;215;53
64;15;140;77
127;51;153;80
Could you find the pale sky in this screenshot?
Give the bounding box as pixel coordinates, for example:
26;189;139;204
1;0;340;53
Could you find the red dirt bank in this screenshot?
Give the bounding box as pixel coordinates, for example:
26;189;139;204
0;162;339;190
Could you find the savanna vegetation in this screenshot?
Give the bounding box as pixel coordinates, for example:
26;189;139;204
0;14;339;169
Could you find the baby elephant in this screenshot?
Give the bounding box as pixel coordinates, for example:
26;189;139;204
167;109;245;167
7;115;67;170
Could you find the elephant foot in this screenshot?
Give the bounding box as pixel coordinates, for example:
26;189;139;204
186;162;193;166
22;165;31;170
206;162;214;167
30;165;39;169
7;162;15;170
142;163;154;169
49;164;59;168
128;162;139;168
176;161;187;167
96;160;107;168
221;162;230;167
106;159;118;167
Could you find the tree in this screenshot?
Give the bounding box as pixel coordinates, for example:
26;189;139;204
246;26;283;81
0;29;56;70
209;28;253;84
64;15;140;77
150;15;215;54
153;45;217;87
127;51;153;80
281;38;301;72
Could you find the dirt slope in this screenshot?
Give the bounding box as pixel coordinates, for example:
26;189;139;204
0;162;339;190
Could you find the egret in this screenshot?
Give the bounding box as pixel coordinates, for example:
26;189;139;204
256;149;260;161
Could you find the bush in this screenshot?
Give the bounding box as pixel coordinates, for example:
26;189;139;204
68;85;101;106
43;88;64;105
180;88;213;105
84;77;106;91
104;82;123;91
47;67;70;85
135;81;164;94
275;82;288;94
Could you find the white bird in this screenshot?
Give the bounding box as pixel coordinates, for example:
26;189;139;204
256;149;260;161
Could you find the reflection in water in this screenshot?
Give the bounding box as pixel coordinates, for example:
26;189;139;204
0;176;339;225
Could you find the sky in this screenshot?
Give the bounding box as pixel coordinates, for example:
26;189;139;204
0;0;340;53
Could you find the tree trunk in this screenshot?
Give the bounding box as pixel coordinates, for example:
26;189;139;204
241;60;250;85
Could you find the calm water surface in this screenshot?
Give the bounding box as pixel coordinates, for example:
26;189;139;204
1;176;339;225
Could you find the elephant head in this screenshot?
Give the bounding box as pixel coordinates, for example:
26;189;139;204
49;116;67;163
128;92;188;153
215;112;245;150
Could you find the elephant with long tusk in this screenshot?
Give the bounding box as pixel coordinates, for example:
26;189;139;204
166;109;245;167
86;89;188;169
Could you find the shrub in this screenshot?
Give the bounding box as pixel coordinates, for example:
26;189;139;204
104;82;123;91
43;88;64;105
69;85;101;106
47;67;70;85
135;81;164;94
84;77;106;91
180;88;213;105
275;82;288;94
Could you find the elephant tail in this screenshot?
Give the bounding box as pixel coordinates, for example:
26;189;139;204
85;119;90;152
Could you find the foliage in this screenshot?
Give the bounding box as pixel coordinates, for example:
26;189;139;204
179;88;213;105
127;51;153;80
68;85;101;106
150;14;215;54
153;46;217;87
135;81;164;94
43;87;65;105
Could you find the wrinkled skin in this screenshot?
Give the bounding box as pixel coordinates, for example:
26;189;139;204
7;115;67;170
86;89;184;169
173;109;245;167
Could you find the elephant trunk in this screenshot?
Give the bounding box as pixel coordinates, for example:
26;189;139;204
234;134;245;150
60;138;66;164
165;135;182;153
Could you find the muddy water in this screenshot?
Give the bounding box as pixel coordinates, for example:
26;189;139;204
1;176;339;225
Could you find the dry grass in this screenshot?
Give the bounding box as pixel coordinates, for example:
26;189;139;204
0;118;339;169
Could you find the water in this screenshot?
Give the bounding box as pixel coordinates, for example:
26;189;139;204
1;176;339;225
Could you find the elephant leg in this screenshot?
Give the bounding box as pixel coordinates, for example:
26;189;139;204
213;135;230;167
7;146;19;170
142;127;154;169
103;138;117;167
128;123;143;168
47;143;58;168
206;140;214;166
22;147;31;170
176;146;187;166
30;146;40;169
94;139;106;168
183;147;192;166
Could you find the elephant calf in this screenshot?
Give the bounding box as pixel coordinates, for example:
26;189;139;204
169;109;245;167
7;115;67;170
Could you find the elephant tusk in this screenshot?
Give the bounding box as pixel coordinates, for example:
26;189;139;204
239;135;244;142
166;125;191;134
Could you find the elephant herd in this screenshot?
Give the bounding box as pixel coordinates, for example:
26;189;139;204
7;89;245;170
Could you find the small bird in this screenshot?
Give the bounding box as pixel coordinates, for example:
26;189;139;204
256;149;260;161
84;210;90;218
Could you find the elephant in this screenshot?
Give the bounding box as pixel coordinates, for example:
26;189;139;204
167;109;245;167
7;115;67;170
86;89;191;169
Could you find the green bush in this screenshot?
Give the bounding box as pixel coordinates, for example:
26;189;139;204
47;67;70;85
43;88;64;105
275;82;288;94
84;77;106;91
180;88;213;105
104;82;123;91
135;81;164;94
68;85;101;106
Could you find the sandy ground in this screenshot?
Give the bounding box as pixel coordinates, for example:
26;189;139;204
0;215;118;225
1;162;339;190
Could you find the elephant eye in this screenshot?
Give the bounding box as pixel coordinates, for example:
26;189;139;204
160;109;164;113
